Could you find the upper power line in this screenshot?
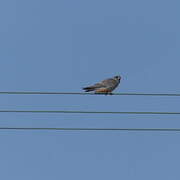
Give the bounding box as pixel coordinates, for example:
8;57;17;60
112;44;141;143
0;110;180;115
0;91;180;96
0;127;180;132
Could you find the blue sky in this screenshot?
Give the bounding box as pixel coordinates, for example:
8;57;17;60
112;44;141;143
0;0;180;179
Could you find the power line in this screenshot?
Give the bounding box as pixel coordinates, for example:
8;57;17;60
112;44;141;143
0;110;180;115
0;127;180;132
0;91;180;96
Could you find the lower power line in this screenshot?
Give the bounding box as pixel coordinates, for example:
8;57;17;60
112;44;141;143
0;110;180;115
0;127;180;132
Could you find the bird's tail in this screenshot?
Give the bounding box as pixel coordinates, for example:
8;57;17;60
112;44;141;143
82;86;95;92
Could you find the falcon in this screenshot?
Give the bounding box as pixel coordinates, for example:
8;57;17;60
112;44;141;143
83;75;121;94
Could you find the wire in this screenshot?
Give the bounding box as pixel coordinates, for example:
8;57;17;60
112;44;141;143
0;91;180;96
0;110;180;115
0;127;180;132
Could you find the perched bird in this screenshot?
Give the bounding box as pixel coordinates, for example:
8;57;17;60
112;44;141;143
83;75;121;94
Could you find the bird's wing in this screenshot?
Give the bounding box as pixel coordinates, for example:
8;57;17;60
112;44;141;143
82;82;106;92
92;82;106;88
101;78;117;88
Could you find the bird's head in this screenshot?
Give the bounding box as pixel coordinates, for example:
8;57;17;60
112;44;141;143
114;75;121;82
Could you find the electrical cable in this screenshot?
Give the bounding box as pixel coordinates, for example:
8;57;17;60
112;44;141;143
0;127;180;132
0;110;180;115
0;91;180;96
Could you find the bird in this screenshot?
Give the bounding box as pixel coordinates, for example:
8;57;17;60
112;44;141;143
82;75;121;94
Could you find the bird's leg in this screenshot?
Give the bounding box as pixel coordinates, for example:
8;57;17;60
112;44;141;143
105;92;113;95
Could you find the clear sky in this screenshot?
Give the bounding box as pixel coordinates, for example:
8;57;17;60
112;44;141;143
0;0;180;179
